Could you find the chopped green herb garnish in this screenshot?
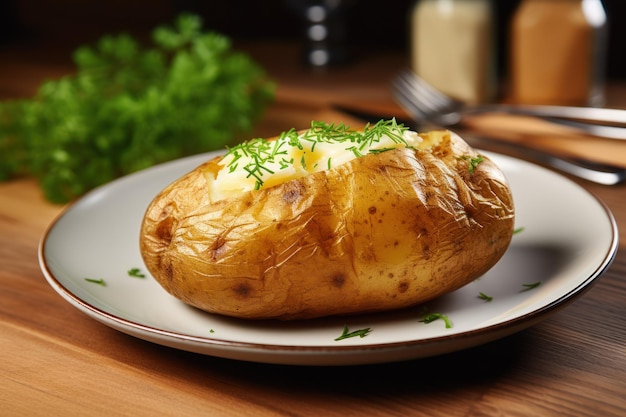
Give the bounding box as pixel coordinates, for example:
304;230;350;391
368;147;395;154
209;329;215;333
522;282;542;291
128;267;146;278
469;156;484;173
420;312;453;328
334;325;372;341
223;119;409;190
84;278;106;286
459;154;485;173
347;145;363;158
470;156;485;173
513;227;525;235
478;292;493;302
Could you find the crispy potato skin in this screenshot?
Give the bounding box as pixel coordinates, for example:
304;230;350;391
140;131;514;320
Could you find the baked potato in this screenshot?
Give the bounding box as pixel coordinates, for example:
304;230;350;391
140;120;515;320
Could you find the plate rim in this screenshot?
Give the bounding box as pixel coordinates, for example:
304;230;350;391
37;151;620;365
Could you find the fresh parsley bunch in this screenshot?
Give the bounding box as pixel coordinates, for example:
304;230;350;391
0;14;275;203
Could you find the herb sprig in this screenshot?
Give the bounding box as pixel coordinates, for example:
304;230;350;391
128;268;146;278
84;278;106;286
334;325;372;341
478;292;493;302
420;311;453;328
0;13;275;203
459;154;485;173
522;282;542;291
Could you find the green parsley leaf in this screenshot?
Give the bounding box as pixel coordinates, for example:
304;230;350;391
334;325;372;341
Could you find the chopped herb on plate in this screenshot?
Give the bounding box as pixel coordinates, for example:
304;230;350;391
334;325;372;341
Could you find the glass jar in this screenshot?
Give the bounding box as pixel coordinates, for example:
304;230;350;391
509;0;608;106
410;0;496;104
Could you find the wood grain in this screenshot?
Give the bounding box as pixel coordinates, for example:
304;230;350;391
1;40;625;417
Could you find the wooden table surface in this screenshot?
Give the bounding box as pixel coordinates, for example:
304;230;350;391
1;40;625;417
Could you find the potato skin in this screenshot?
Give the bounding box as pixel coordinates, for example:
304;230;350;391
140;131;514;320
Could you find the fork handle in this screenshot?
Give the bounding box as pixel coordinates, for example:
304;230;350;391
472;104;626;140
467;134;625;185
476;104;626;123
542;118;626;140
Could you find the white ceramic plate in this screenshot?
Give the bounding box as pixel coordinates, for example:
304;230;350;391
39;151;618;366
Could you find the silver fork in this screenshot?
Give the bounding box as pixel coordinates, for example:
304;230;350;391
392;69;626;140
390;70;626;185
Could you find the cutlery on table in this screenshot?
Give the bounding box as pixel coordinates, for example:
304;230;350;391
391;69;626;140
332;104;626;186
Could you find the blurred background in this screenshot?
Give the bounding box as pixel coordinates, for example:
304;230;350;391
1;0;625;82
